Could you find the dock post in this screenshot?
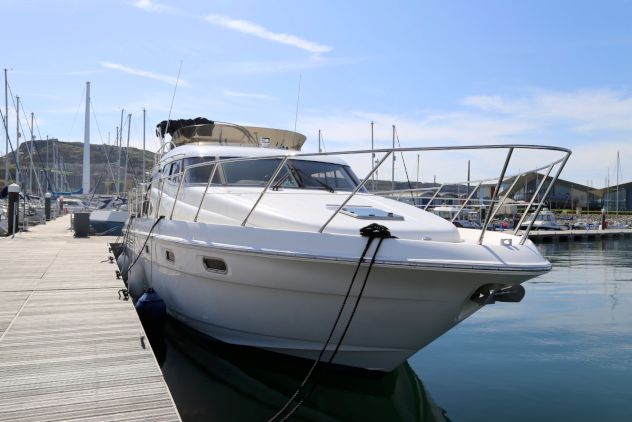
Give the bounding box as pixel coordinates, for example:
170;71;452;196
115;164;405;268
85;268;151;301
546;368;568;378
7;183;19;236
44;192;52;221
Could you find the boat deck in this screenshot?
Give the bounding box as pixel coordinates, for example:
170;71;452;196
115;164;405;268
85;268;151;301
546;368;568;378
0;215;180;421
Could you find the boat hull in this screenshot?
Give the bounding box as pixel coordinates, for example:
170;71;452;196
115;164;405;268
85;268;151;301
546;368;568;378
128;218;548;371
90;210;128;236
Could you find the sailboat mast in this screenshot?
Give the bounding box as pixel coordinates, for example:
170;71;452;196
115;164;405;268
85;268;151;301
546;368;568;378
616;151;620;216
391;125;395;191
116;109;124;196
82;81;91;195
4;68;8;186
370;122;374;191
16;96;20;185
123;113;131;194
142;108;146;184
30;112;34;195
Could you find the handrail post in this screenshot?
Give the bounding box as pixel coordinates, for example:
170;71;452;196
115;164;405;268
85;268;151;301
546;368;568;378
451;181;482;223
194;163;219;222
512;164;554;235
318;151;392;233
170;168;187;220
154;178;165;219
423;183;445;211
478;147;514;245
241;157;289;227
484;172;524;225
519;152;571;245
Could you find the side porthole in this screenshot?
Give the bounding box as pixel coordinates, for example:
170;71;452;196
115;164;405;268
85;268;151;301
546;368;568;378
166;249;175;263
203;257;227;274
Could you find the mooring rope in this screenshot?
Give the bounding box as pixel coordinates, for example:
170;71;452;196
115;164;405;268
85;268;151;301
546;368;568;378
120;216;164;280
269;223;394;422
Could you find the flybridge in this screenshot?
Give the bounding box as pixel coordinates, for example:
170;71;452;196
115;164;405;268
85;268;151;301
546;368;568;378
156;119;307;151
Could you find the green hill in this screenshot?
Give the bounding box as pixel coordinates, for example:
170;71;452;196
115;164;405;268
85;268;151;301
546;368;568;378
0;139;154;194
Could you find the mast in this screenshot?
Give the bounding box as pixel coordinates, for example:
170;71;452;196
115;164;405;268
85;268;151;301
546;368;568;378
123;113;131;194
142;108;146;183
30;112;34;194
391;124;395;191
4;69;8;186
82;81;91;195
116;109;124;196
16;96;20;185
616;151;620;216
371;121;375;191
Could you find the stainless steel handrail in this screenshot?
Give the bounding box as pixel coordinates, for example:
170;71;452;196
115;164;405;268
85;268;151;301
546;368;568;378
318;151;393;233
141;144;571;244
194;163;219;222
450;181;482;223
478;148;514;244
513;164;554;236
241;156;289;227
518;152;570;245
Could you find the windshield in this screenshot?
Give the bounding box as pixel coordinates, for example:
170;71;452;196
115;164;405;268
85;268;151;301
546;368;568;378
182;156;363;191
288;160;361;192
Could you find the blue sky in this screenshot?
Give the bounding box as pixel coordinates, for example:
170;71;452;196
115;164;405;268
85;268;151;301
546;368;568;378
2;0;632;187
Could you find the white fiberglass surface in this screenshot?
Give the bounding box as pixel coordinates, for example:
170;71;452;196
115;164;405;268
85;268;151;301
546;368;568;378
156;185;462;242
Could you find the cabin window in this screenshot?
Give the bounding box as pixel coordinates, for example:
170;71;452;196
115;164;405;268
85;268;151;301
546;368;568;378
203;257;228;273
169;160;182;184
222;158;285;187
183;157;221;184
165;249;175;263
287;160;361;192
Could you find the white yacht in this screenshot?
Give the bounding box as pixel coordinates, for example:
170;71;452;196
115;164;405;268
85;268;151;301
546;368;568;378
519;208;569;231
121;119;570;371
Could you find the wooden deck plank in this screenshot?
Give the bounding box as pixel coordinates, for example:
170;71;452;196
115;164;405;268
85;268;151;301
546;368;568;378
0;216;180;421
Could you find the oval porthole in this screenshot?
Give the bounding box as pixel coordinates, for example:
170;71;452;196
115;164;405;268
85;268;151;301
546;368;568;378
203;257;227;274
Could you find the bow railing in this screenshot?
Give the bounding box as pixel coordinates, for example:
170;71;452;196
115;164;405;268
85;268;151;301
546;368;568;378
128;144;571;246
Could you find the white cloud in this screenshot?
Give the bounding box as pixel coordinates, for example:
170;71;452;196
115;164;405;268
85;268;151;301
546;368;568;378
463;89;632;132
130;2;333;55
204;14;332;54
297;89;632;186
100;62;188;87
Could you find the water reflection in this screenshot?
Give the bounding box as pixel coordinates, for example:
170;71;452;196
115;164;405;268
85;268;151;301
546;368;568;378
141;316;450;421
410;237;632;422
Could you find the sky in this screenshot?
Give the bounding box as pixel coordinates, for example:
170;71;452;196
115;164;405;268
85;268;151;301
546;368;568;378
2;0;632;188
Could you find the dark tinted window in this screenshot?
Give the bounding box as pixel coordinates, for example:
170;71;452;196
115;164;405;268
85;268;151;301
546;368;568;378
222;158;285;187
289;160;359;192
183;157;220;184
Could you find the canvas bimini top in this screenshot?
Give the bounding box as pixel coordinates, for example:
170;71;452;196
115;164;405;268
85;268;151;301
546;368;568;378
156;118;307;151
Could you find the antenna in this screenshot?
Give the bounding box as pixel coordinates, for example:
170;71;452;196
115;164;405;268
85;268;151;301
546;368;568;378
293;74;302;138
163;60;183;147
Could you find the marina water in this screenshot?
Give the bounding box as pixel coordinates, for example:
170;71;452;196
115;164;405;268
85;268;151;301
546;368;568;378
141;237;632;421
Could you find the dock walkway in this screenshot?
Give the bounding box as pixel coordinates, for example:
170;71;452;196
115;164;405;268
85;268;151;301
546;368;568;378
526;228;632;242
0;216;180;421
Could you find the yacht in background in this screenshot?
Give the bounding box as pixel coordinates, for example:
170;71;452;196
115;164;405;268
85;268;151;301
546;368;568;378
519;208;569;231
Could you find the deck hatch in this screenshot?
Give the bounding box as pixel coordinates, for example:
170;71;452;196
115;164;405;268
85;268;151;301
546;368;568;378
339;206;404;220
